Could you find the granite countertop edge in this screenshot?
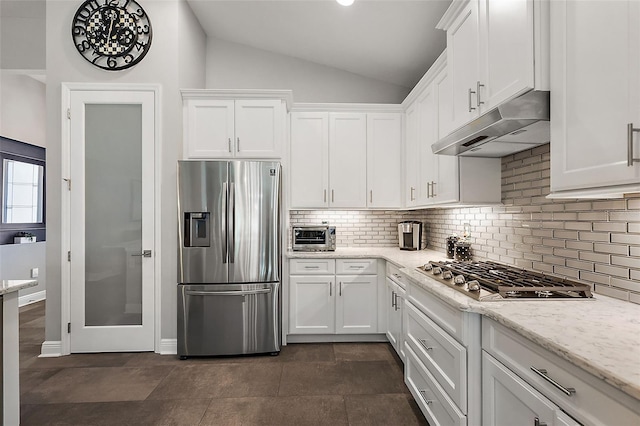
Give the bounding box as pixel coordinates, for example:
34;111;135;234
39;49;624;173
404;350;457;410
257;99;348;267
1;279;38;296
286;247;640;401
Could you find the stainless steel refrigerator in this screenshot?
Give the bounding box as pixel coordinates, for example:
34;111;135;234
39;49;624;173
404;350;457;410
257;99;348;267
177;160;281;358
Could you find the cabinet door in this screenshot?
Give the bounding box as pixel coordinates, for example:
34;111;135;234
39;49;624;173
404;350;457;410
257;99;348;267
289;275;335;334
329;113;367;208
386;278;403;356
234;100;283;158
482;352;578;426
550;0;640;191
335;275;378;334
479;0;535;110
417;84;437;205
183;99;235;159
367;113;402;208
404;103;420;207
290;112;329;208
447;0;481;132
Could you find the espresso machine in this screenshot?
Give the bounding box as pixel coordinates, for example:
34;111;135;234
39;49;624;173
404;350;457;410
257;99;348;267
398;221;422;251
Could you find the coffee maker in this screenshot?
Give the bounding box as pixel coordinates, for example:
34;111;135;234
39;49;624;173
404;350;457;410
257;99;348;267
398;221;422;251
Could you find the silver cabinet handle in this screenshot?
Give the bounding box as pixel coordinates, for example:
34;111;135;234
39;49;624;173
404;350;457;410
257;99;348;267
370;190;373;203
419;339;433;351
530;367;576;396
331;189;334;203
410;186;415;201
628;123;640;166
329;282;332;297
468;88;477;112
185;288;271;297
418;390;433;405
426;182;431;198
477;81;485;107
339;281;343;296
228;138;232;152
324;189;327;203
228;182;235;263
132;250;152;257
236;137;240;152
304;266;320;269
431;181;436;197
391;291;395;308
534;417;547;426
222;182;228;263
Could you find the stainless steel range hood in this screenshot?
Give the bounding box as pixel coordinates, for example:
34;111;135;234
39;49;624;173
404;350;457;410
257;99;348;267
432;90;550;157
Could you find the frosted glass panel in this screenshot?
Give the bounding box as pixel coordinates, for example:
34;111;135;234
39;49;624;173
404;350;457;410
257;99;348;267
85;104;142;326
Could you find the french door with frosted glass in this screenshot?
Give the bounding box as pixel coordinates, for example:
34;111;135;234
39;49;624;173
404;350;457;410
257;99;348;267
68;89;155;352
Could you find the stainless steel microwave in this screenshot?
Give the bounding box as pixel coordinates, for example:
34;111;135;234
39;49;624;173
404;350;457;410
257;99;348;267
292;226;336;251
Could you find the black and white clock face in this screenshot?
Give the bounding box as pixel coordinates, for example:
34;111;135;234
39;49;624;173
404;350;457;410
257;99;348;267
72;0;152;71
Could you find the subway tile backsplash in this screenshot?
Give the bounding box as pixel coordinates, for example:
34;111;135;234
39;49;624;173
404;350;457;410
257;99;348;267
289;144;640;304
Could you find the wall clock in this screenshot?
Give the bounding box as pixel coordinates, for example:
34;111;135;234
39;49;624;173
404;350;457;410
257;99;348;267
72;0;152;71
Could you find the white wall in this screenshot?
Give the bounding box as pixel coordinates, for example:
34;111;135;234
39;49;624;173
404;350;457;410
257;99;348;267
0;73;46;146
206;38;410;104
0;242;46;303
44;0;206;344
0;0;46;70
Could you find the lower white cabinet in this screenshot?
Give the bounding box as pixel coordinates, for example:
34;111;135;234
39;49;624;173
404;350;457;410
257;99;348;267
385;276;405;358
289;258;378;335
482;351;579;426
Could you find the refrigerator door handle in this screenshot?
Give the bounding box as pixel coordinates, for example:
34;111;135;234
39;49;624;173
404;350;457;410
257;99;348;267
185;288;272;297
222;182;228;263
229;182;235;263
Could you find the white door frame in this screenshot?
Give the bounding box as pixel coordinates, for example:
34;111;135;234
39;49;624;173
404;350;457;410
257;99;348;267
60;83;162;355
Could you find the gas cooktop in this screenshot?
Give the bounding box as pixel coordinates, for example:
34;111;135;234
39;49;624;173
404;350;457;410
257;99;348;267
416;260;594;301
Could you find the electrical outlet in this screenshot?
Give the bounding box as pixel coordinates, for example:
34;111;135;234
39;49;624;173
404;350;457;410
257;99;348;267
31;268;39;278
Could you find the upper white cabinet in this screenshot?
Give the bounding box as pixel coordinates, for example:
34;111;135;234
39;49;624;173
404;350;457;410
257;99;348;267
436;0;546;133
549;0;640;197
329;113;368;208
367;113;403;208
290;109;402;209
402;54;502;208
182;91;290;159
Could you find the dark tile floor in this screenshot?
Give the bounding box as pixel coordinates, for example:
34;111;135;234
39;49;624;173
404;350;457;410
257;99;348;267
19;301;428;425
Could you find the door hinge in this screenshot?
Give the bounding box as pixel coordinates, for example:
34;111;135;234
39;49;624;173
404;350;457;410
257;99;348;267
67;251;71;262
67;322;71;333
67;108;71;119
63;178;71;191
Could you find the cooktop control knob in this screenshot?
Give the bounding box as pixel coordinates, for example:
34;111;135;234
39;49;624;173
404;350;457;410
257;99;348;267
467;280;481;292
443;271;453;280
432;267;442;275
422;263;433;271
454;275;466;285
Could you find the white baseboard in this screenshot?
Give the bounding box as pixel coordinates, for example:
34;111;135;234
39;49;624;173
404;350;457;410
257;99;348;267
19;290;46;307
158;338;177;355
286;334;389;344
39;340;63;357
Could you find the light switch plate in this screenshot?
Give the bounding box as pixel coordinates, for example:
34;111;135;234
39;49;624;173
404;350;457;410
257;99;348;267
31;268;39;278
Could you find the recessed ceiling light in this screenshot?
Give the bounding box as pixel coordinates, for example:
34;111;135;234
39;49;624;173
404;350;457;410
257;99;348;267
336;0;355;6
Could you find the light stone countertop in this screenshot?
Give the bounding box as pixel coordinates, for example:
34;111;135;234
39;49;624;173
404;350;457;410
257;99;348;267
286;247;640;401
0;279;38;296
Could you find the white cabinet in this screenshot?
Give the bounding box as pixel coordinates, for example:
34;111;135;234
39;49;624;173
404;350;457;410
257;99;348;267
483;318;640;425
183;96;284;159
437;0;545;134
386;262;407;360
366;113;403;208
290;112;329;208
549;0;640;197
482;351;579;426
290;110;402;209
289;258;378;335
329;113;368;208
402;54;502;208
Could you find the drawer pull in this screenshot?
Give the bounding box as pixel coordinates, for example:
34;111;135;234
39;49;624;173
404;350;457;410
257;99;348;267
419;339;433;351
530;367;576;396
418;390;433;405
349;265;365;269
534;417;547;426
304;266;320;269
393;274;402;279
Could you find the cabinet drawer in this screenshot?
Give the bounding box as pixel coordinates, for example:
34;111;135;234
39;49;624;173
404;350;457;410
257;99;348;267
336;258;377;275
405;344;466;426
483;318;640;426
407;282;464;342
405;301;467;411
386;262;407;289
290;258;335;275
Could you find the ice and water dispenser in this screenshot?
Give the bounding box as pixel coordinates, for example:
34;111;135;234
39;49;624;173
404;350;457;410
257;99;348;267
184;212;210;247
398;221;422;251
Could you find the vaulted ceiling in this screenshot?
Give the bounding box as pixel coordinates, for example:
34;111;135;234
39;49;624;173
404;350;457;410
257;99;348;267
186;0;451;89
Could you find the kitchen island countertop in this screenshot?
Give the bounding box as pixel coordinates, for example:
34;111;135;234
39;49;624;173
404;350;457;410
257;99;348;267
286;247;640;401
1;279;38;296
